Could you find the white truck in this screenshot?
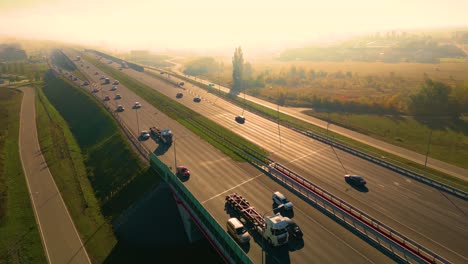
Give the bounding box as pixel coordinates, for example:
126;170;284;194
225;193;289;246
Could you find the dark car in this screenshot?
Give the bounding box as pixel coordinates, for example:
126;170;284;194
235;116;245;124
285;218;303;240
193;96;201;102
176;93;183;98
176;166;190;178
344;174;366;186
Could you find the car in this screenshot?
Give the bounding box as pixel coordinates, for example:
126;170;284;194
95;71;99;75
235;115;245;124
176;93;183;98
140;131;150;140
115;94;122;99
160;71;165;74
226;217;251;244
104;95;110;101
178;82;184;86
208;83;215;87
193;96;201;102
272;191;293;210
133;102;142;109
284;217;303;240
344;175;366;186
83;81;89;86
92;88;99;93
100;76;105;80
176;166;190;178
113;80;119;85
116;105;124;112
110;86;117;91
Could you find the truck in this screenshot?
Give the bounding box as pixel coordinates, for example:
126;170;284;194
149;126;173;144
225;193;289;246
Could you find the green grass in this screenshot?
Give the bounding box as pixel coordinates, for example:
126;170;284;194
0;88;47;263
166;70;468;192
36;70;161;262
83;54;267;161
307;112;468;169
36;84;116;262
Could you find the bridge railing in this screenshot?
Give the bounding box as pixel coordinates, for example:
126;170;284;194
149;153;252;264
266;162;451;264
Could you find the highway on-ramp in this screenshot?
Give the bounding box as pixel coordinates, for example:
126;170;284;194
66;54;395;263
92;55;468;263
18;86;91;264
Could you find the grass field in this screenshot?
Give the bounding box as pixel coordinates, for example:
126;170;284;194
37;71;161;262
84;53;268;162
306;112;468;169
36;84;116;262
0;88;46;263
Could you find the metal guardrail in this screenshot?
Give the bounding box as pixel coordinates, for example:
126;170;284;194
267;162;451;264
149;153;253;264
293;129;468;200
154;68;467;201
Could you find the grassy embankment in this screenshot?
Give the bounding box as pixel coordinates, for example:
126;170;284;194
83;53;267;161
308;112;468;169
36;71;160;262
0;88;47;263
161;69;468;191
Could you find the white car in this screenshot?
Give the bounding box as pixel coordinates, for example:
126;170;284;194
115;94;122;99
140;131;150;140
110;86;117;91
133;102;142;109
272;191;293;210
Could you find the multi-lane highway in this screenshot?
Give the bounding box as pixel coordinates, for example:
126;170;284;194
66;54;394;263
165;62;468;181
70;51;466;263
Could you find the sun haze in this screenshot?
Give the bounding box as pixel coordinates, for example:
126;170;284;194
1;0;467;51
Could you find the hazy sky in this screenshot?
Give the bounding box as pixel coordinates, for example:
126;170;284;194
1;0;467;52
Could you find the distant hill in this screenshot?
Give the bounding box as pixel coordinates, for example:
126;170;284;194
279;30;468;63
0;43;27;61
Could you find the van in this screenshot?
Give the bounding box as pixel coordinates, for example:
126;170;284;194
226;218;250;243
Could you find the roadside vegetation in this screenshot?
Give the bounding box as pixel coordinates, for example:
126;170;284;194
83;53;268;161
0;88;46;263
164;67;468;191
36;71;160;262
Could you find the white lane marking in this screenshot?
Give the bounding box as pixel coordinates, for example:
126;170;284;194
201;173;264;204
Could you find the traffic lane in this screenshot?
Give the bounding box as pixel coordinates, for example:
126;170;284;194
202;169;391;264
157;67;468;181
114;64;468;261
73;55;392;263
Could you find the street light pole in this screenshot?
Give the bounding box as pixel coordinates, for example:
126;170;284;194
424;129;433;176
135;107;140;134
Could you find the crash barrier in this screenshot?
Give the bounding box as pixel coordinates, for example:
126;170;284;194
268;162;450;264
294;129;467;200
151;67;466;201
149;153;253;264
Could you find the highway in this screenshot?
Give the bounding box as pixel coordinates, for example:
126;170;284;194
66;53;395;263
18;86;91;264
165;61;468;182
77;52;466;263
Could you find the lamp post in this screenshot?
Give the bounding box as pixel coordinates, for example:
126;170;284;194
135;106;140;134
424;129;433;176
261;204;283;264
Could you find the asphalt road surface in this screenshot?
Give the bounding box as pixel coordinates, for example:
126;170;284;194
18;86;91;264
65;54;396;263
165;62;468;181
91;56;468;263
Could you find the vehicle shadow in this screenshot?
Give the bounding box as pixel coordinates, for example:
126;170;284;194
347;184;369;193
153;142;171;156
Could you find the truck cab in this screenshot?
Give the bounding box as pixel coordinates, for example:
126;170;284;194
262;214;289;246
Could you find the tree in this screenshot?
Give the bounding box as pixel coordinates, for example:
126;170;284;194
408;79;459;118
232;46;244;92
